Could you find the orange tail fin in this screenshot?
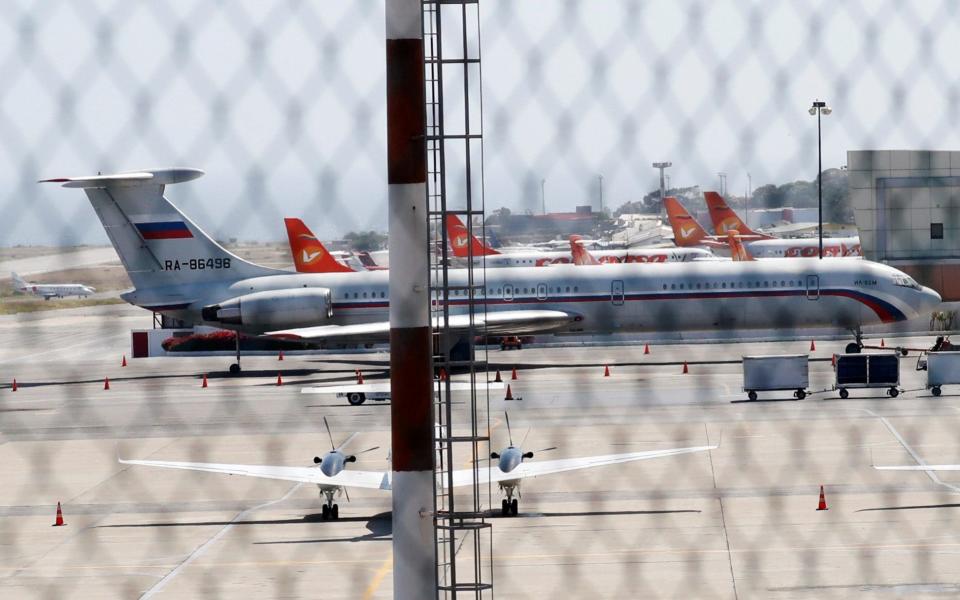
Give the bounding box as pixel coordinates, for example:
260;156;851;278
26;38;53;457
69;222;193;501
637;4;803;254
445;215;499;258
284;218;354;273
664;196;710;246
569;235;601;265
726;230;754;261
703;191;770;238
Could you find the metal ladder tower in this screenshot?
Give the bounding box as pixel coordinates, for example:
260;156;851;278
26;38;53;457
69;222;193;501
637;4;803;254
423;0;493;597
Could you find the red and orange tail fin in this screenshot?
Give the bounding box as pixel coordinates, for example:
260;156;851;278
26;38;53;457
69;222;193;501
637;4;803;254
703;191;771;238
569;235;601;265
664;196;710;247
725;230;754;261
445;215;499;258
284;218;354;273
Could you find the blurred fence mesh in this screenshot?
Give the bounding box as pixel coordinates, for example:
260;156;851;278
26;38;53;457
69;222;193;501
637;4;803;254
1;1;958;598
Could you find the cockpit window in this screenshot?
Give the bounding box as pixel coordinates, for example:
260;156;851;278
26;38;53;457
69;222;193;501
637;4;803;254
893;275;921;290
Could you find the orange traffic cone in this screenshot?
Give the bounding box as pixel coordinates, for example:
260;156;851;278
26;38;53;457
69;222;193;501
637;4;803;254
121;355;127;367
494;370;502;383
504;384;514;401
11;378;17;392
603;365;611;377
276;373;283;386
832;354;837;367
682;362;689;374
511;367;518;381
357;370;364;385
880;338;885;348
53;501;65;526
201;373;208;388
644;344;650;355
809;340;816;352
278;350;284;361
816;485;828;511
438;368;447;381
103;376;110;390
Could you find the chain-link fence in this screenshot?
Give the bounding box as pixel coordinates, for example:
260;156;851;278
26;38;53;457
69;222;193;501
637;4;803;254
2;1;959;598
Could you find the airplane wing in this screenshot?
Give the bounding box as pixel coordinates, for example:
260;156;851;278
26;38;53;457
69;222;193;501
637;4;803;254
874;464;960;471
268;309;578;341
445;444;718;488
118;457;390;489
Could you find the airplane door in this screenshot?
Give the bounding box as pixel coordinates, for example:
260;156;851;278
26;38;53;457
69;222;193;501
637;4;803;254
805;275;819;300
611;280;625;306
503;284;514;302
536;283;547;301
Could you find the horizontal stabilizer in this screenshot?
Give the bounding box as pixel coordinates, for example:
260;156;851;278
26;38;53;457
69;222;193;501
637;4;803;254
40;168;204;189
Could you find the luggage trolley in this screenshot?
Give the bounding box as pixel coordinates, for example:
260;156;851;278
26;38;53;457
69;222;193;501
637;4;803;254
834;353;900;399
742;354;809;401
918;351;960;396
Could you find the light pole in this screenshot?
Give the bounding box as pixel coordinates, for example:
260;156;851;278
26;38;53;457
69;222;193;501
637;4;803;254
652;162;672;220
717;172;727;197
809;99;832;259
540;178;546;215
597;174;604;215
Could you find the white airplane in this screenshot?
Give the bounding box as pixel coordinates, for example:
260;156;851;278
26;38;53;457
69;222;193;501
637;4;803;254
119;415;717;518
10;271;95;300
446;215;712;266
41;168;940;373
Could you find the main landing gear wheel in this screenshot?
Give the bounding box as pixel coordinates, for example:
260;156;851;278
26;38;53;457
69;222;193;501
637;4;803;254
839;388;849;399
888;387;899;398
747;391;758;401
229;363;241;374
510;499;518;516
501;499;509;516
322;504;330;519
347;392;366;406
845;342;862;354
331;504;339;519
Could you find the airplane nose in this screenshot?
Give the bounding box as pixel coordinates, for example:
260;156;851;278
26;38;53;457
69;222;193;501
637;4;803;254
923;286;942;310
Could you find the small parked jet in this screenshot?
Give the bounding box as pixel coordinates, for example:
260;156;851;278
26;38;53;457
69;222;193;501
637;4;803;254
11;272;95;300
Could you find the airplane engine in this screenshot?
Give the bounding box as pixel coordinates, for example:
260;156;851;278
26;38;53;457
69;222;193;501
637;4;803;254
201;288;333;329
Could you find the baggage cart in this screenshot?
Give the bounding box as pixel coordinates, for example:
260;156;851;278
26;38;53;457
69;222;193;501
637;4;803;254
834;353;900;399
924;351;960;396
742;354;809;401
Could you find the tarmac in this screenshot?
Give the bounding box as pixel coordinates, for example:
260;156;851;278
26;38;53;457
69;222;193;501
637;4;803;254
3;303;960;598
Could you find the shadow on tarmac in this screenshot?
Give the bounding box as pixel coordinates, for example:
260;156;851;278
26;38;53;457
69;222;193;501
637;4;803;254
98;511;393;533
487;508;701;519
857;503;960;512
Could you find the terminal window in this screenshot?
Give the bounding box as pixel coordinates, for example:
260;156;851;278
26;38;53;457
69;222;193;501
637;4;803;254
931;222;944;239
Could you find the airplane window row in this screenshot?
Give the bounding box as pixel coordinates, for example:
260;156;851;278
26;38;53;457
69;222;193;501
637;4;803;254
663;280;800;291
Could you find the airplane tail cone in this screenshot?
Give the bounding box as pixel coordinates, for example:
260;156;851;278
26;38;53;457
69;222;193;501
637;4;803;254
121;355;127;367
682;362;689;374
103;376;110;390
278;350;284;361
201;374;208;388
11;378;17;392
603;365;610;377
53;502;65;527
494;370;502;383
511;367;518;381
816;485;828;511
644;344;650;355
276;373;283;386
810;340;816;352
504;384;514;401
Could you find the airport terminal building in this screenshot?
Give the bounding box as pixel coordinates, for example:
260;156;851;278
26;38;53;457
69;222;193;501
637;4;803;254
849;149;960;300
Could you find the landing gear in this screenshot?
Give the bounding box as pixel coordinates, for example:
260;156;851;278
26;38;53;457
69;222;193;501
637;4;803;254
845;342;862;354
500;485;519;516
320;488;340;519
846;327;864;354
230;332;242;375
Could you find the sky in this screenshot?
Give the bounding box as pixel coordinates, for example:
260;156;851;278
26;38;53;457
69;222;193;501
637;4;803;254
1;0;959;246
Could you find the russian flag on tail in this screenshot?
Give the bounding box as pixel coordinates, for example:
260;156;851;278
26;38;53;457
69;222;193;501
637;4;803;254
135;221;193;240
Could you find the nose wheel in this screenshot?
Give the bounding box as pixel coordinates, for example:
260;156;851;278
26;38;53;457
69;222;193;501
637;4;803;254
320;489;340;519
500;486;519;516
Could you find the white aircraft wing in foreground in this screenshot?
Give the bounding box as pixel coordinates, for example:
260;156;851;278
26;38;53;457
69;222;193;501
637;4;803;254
118;457;390;489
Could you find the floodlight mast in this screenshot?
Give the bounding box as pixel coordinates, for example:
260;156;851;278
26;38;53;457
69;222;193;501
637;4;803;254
652;161;671;221
809;99;831;259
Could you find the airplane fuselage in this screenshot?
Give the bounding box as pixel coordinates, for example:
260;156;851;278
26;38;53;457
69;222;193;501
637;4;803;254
128;258;939;338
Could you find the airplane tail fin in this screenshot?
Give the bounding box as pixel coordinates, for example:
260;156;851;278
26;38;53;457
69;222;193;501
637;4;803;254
283;218;354;274
40;169;282;291
445;215;499;258
10;272;27;291
725;231;754;261
664;197;711;247
569;235;601;265
704;191;768;238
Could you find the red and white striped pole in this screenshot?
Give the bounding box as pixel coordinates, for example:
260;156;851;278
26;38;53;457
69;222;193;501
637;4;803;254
386;1;436;597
